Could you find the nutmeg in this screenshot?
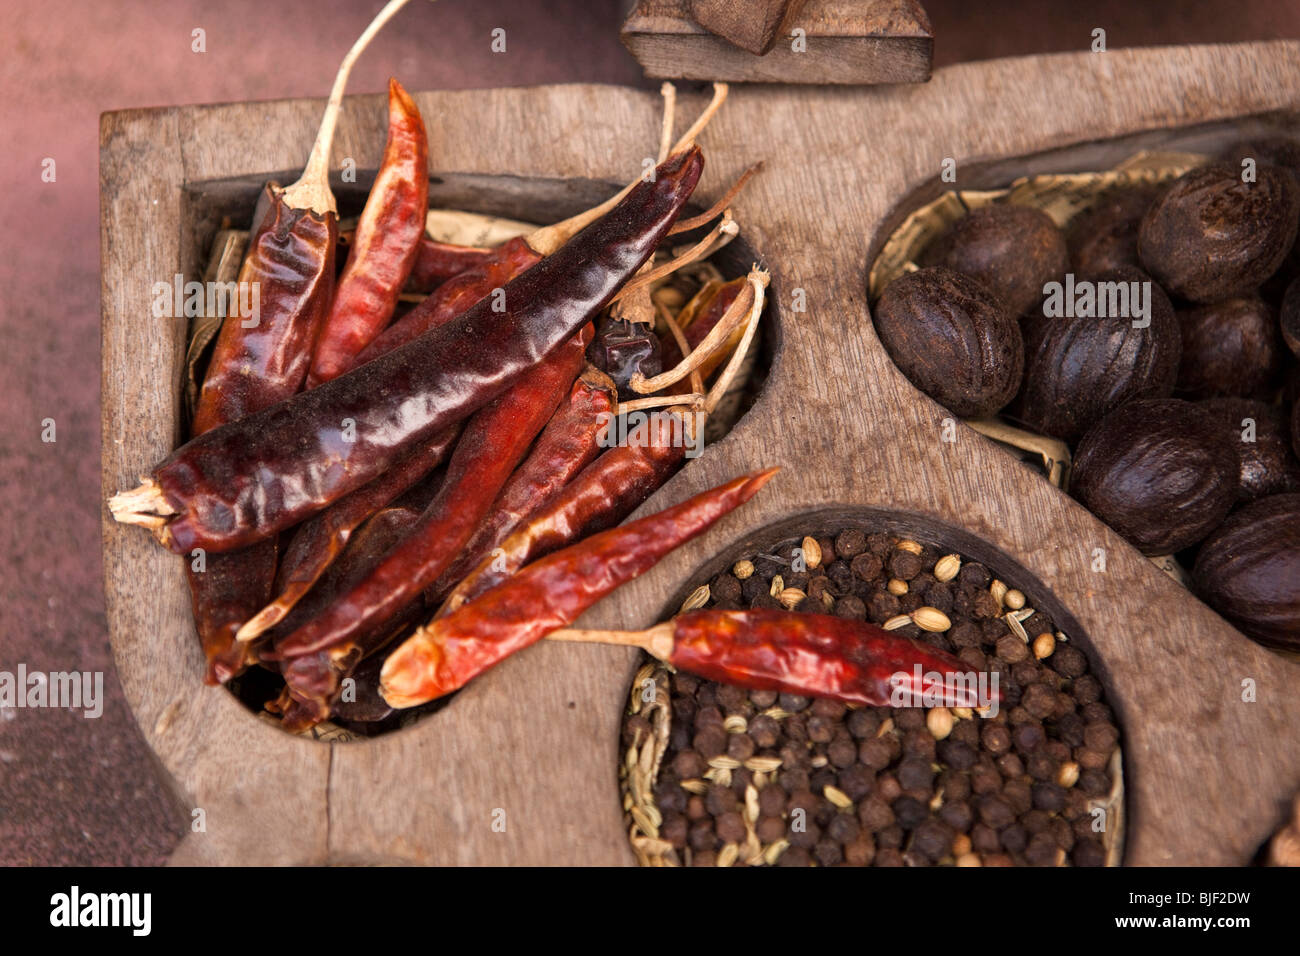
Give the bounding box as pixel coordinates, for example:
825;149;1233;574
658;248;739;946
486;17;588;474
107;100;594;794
1193;493;1300;649
1071;398;1237;555
874;267;1024;418
1015;267;1181;442
1199;397;1300;502
926;205;1069;316
1282;278;1300;359
1138;162;1300;303
1066;186;1158;275
1175;297;1283;400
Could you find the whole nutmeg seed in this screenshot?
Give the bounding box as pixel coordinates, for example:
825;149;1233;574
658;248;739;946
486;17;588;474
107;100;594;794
1199;398;1300;502
1072;398;1237;555
1016;267;1181;442
1175;297;1283;400
1193;492;1300;649
927;205;1069;316
1067;186;1159;274
874;267;1024;418
1138;162;1300;303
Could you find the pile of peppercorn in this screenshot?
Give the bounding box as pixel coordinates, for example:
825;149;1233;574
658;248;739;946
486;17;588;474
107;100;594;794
623;528;1121;867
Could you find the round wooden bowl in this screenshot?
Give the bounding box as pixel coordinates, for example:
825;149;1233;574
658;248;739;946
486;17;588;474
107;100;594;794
100;42;1300;864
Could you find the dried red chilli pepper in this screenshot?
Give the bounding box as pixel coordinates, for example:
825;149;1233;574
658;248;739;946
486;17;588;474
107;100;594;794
407;237;494;293
437;405;696;617
549;610;1001;709
379;468;777;709
426;366;617;603
308;79;428;386
236;423;461;642
189;540;279;685
343;236;542;371
109;146;705;554
588;316;663;398
269;326;593;724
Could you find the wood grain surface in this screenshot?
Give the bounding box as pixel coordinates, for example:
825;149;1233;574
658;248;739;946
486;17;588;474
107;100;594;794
101;42;1300;865
622;0;932;84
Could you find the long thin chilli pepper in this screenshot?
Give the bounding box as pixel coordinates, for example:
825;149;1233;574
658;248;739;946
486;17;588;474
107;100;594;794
308;79;428;386
437;407;694;617
407;237;493;293
270;326;594;724
343;236;542;371
109;147;705;554
189;539;279;685
235;423;461;642
548;609;1002;709
379;468;778;709
426;366;617;603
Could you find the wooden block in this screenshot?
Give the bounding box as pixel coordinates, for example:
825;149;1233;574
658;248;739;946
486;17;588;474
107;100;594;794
690;0;809;55
622;0;933;85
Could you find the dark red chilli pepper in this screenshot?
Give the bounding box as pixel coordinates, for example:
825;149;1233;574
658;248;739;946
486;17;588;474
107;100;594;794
109;146;704;554
437;405;697;617
235;423;461;642
308;79;428;387
550;610;1001;710
588;316;663;399
407;237;494;293
271;325;593;721
188;539;279;686
427;366;617;603
344;236;541;371
379;468;777;709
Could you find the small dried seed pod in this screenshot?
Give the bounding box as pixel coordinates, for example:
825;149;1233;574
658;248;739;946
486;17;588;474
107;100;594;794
927;204;1069;316
1016;267;1181;443
1072;399;1237;555
883;615;911;631
1193;492;1300;650
801;536;822;569
933;554;961;582
1199;398;1300;502
733;559;754;580
1004;589;1025;611
1067;186;1159;274
1032;632;1056;660
778;588;806;610
1058;761;1081;789
912;606;952;632
873;267;1024;418
1175;298;1283;400
887;578;909;596
1138;162;1300;303
898;539;923;555
927;707;954;741
680;584;711;612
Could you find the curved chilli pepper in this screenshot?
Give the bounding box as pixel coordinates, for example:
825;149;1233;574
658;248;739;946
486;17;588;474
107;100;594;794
308;79;428;387
426;367;617;603
235;423;461;642
407;237;494;293
344;236;541;372
667;610;998;709
189;540;278;685
110;146;704;555
437;405;695;617
191;197;337;435
379;468;777;709
272;325;593;722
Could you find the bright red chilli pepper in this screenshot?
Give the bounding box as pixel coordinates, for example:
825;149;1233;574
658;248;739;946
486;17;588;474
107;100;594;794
379;468;778;709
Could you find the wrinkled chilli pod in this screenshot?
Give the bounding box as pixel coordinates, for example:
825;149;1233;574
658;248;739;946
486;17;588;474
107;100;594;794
236;424;461;642
109;146;705;554
407;237;494;293
181;1;415;683
426;366;618;604
437;267;768;616
549;609;1000;709
270;328;594;725
380;468;778;708
308;78;429;386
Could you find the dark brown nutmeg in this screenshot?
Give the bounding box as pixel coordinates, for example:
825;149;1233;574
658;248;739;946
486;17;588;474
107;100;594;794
1138;162;1300;303
1071;398;1237;555
1193;493;1300;649
1015;267;1181;443
874;267;1024;418
926;205;1069;316
1282;278;1300;359
1066;187;1158;275
1175;297;1283;400
1199;397;1300;502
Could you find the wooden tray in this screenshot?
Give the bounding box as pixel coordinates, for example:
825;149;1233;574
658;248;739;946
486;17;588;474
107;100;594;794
101;43;1300;866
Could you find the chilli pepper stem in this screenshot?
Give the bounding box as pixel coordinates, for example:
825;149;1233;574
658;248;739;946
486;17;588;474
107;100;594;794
669;162;762;235
611;213;737;305
281;0;416;215
548;624;675;659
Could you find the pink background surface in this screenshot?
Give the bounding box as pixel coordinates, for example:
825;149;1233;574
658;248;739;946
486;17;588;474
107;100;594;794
0;0;1296;865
